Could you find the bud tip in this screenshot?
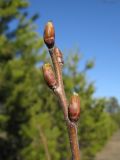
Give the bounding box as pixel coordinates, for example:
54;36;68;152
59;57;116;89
43;21;55;49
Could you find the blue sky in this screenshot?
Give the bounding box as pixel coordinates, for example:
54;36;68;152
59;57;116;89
29;0;120;101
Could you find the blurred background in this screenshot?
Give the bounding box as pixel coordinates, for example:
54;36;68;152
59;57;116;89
0;0;120;160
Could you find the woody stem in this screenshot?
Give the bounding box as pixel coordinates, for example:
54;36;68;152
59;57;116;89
49;47;80;160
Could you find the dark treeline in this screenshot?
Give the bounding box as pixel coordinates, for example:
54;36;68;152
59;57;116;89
0;0;120;160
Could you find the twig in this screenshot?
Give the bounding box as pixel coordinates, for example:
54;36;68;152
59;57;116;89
42;21;80;160
39;125;51;160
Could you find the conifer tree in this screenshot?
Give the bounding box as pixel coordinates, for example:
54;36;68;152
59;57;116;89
0;1;59;160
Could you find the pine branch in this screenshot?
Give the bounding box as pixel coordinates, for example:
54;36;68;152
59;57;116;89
39;125;51;160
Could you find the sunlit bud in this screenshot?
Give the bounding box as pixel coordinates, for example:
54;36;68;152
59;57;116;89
68;92;80;122
43;21;55;49
42;63;57;89
54;47;64;65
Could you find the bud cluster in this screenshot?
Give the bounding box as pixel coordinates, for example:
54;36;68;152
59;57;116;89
43;21;81;159
43;22;64;65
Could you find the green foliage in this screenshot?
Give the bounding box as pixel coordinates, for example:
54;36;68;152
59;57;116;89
0;0;119;160
63;54;118;160
85;60;94;70
107;97;120;128
106;97;120;113
0;0;58;160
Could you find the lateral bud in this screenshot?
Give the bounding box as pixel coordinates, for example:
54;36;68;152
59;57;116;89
43;21;55;49
42;63;57;89
68;92;80;122
54;47;64;65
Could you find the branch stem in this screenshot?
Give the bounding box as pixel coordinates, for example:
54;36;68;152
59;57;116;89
49;47;80;160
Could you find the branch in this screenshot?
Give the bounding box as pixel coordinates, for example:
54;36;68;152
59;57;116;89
39;125;51;160
42;21;80;160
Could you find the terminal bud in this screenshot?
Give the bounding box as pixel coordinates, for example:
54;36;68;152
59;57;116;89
68;92;80;122
42;63;57;89
44;21;55;49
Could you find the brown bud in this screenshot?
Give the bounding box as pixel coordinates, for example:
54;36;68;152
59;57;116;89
54;47;64;65
42;63;57;89
68;92;80;122
43;21;55;49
